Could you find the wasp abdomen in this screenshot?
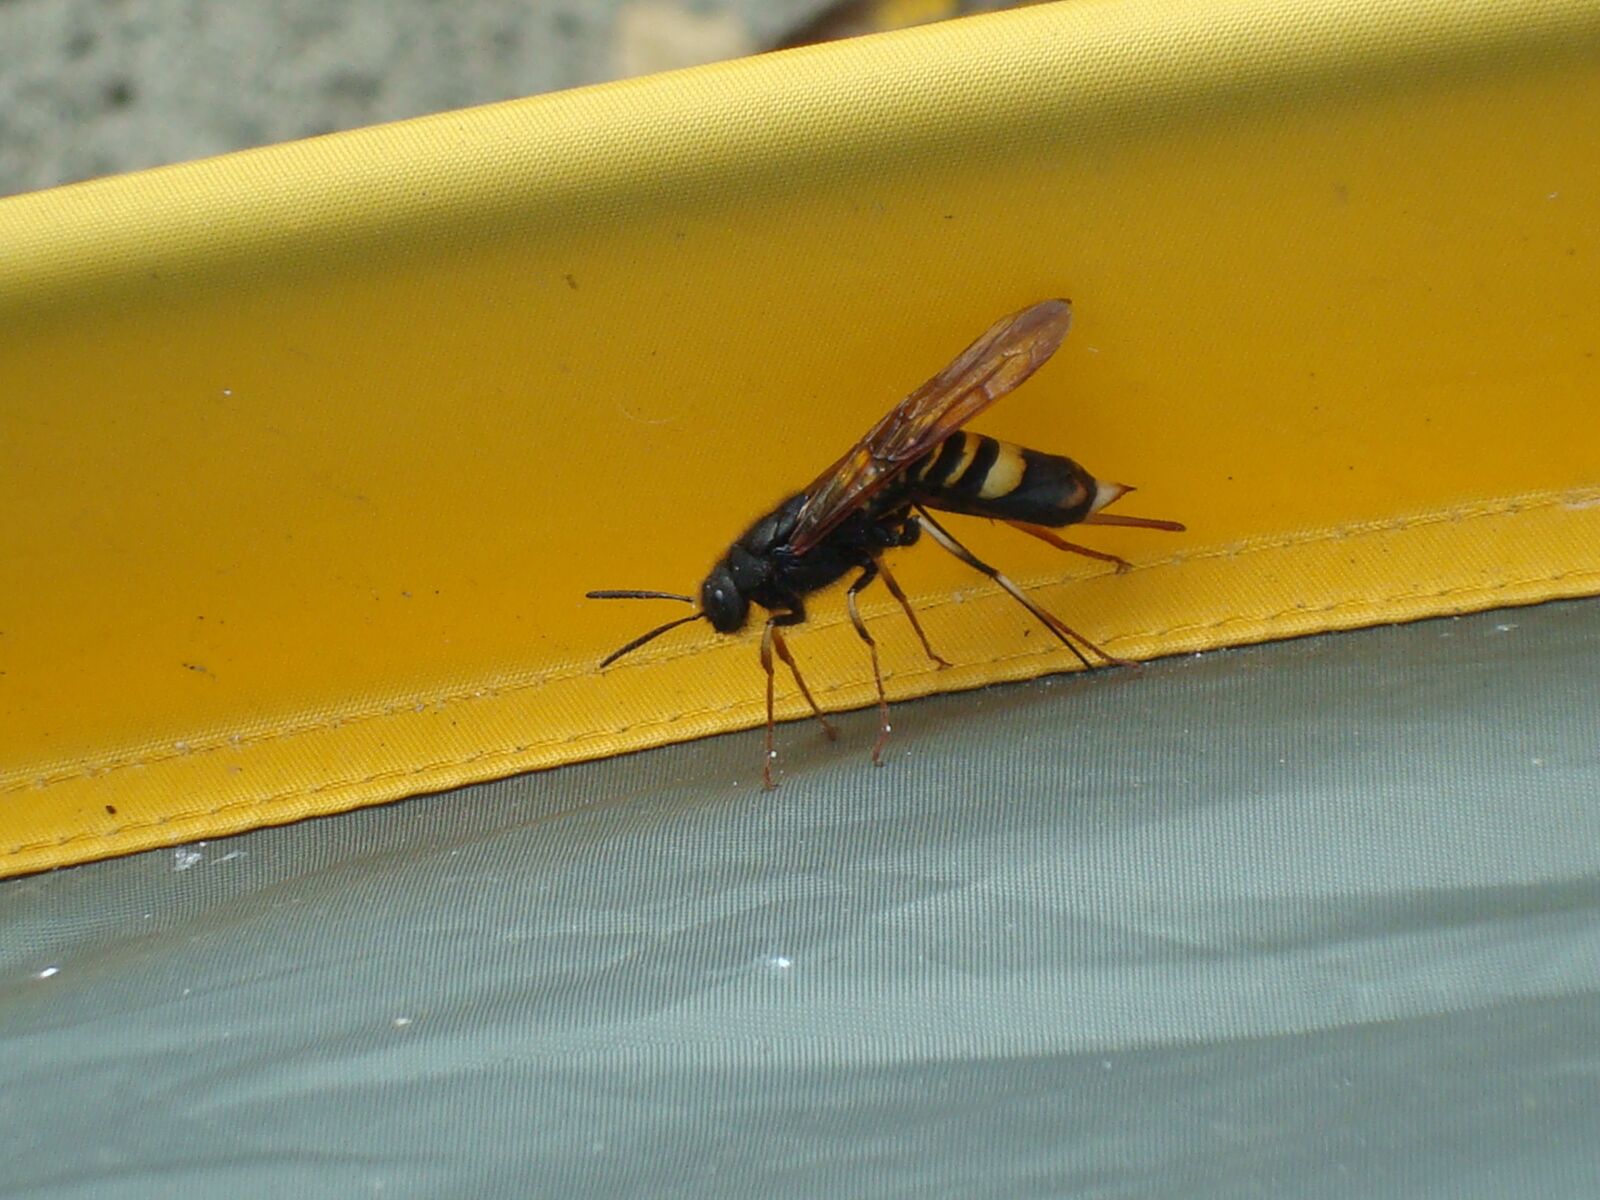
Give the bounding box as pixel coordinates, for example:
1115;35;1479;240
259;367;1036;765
910;431;1099;527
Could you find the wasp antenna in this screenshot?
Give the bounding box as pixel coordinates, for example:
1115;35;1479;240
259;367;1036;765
598;612;705;669
586;589;696;603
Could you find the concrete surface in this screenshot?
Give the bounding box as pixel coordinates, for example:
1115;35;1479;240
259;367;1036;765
0;0;823;196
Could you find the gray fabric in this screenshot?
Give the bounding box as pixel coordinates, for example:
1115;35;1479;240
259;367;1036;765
4;600;1599;1198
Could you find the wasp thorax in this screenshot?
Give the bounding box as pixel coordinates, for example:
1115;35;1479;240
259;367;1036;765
700;564;749;633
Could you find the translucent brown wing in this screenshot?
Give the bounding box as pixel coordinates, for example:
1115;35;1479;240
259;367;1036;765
785;298;1073;557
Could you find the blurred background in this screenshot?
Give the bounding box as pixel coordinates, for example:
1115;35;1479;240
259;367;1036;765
0;0;1034;197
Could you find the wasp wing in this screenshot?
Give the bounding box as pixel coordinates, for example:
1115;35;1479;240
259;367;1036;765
784;298;1073;557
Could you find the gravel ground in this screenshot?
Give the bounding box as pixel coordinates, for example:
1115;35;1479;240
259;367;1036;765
0;0;827;196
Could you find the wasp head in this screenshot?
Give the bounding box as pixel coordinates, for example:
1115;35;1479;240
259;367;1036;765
699;563;749;633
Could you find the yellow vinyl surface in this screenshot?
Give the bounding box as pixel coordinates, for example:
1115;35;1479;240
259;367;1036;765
2;0;1598;877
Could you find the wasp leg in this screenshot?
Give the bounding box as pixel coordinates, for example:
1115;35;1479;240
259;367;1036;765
844;563;893;767
1081;511;1186;533
1007;522;1133;574
873;555;951;669
913;507;1132;670
770;622;837;741
759;610;836;790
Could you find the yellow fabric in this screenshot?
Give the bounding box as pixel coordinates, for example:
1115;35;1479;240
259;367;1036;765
2;0;1597;878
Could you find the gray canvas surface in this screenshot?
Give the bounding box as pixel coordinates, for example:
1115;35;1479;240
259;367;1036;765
4;600;1599;1198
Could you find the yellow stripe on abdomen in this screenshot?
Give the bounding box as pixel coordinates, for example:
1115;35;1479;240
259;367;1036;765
976;440;1027;499
917;431;982;485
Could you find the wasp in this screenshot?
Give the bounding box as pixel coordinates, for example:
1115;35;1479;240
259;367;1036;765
588;299;1183;787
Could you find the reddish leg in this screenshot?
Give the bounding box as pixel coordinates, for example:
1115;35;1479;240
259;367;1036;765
759;615;836;789
914;508;1132;669
875;555;951;669
1008;522;1134;573
1081;511;1186;533
844;564;892;766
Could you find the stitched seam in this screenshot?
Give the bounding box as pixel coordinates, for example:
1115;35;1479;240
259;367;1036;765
4;485;1598;798
9;561;1600;859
